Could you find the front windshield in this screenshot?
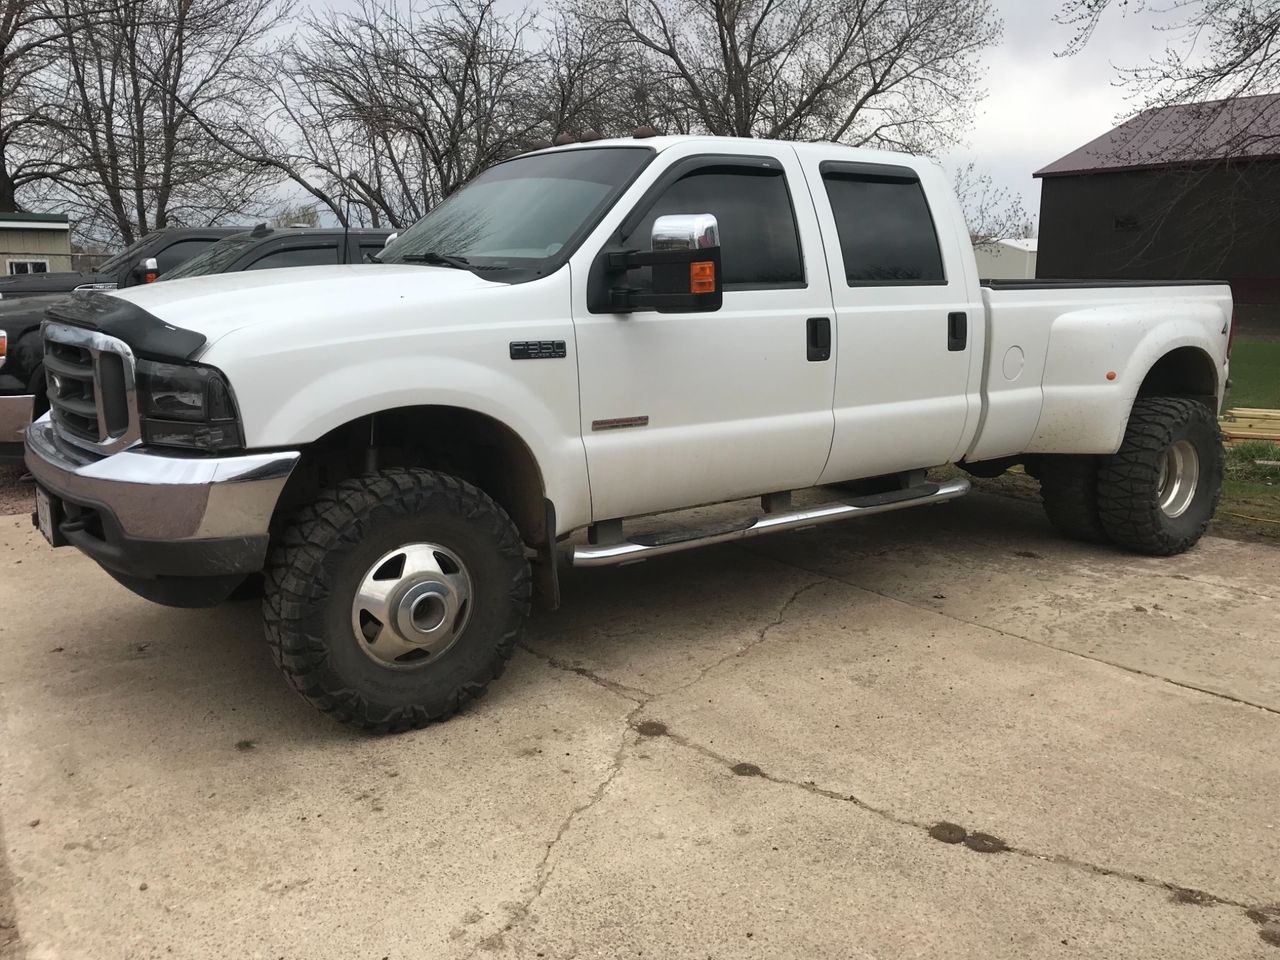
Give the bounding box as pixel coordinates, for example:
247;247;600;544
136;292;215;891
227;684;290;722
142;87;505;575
97;232;161;275
164;233;256;280
380;147;653;280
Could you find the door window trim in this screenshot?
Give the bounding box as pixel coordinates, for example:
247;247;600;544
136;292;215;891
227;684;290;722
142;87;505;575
245;242;342;270
589;153;807;312
819;160;949;288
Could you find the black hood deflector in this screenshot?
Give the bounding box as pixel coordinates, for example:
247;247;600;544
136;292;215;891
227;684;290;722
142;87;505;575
44;292;206;362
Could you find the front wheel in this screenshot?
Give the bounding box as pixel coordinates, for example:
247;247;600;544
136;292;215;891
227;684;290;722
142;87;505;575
1096;398;1224;556
263;468;532;732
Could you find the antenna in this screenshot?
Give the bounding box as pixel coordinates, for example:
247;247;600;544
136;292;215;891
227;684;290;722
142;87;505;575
342;185;352;265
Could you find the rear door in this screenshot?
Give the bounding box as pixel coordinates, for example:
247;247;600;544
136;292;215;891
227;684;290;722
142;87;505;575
572;145;837;521
800;155;983;483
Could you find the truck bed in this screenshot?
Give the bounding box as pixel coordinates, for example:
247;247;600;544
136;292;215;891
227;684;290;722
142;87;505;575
966;280;1232;463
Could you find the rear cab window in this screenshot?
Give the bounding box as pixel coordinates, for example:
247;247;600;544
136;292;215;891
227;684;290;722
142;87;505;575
820;162;946;286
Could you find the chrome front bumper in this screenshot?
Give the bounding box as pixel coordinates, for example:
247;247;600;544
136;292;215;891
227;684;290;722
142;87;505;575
25;417;299;542
24;416;299;604
0;393;32;443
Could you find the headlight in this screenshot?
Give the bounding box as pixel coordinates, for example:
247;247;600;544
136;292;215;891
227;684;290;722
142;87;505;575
136;359;244;452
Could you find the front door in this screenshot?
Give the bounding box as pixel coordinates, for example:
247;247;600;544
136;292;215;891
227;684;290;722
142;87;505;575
572;149;837;521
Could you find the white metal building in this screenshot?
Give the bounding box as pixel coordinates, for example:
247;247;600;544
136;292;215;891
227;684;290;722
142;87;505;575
0;212;72;275
974;238;1038;281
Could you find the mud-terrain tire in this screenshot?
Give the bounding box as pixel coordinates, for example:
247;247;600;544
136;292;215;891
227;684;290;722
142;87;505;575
263;468;531;732
1097;398;1223;556
1038;455;1108;543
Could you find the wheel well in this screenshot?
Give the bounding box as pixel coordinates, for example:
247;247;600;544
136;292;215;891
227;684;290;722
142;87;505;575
1137;347;1218;410
275;406;549;550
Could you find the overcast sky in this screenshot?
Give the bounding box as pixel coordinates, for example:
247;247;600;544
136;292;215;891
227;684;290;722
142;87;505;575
314;0;1172;226
947;0;1171;225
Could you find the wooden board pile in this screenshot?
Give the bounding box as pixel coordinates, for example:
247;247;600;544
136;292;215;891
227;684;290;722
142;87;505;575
1219;408;1280;445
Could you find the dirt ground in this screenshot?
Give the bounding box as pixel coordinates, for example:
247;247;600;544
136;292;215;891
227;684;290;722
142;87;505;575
0;468;30;520
0;490;1277;959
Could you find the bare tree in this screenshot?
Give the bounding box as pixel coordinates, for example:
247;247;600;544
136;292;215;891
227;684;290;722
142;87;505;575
0;0;88;211
207;0;549;229
1058;0;1280;104
42;0;290;243
952;161;1030;244
571;0;1000;151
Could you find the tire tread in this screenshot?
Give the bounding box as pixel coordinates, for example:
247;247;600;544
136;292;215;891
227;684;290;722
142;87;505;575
262;468;531;732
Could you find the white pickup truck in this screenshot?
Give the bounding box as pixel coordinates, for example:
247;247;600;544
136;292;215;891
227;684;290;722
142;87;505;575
25;135;1232;731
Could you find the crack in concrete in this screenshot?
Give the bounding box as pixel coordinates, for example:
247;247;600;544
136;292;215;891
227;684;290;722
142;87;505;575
518;561;1273;944
484;582;825;955
516;643;651;703
752;550;1280;718
464;701;643;958
1130;569;1276;603
644;719;1258;914
660;579;828;698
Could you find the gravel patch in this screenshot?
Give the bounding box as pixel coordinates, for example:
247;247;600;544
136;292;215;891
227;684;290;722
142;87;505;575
0;465;33;517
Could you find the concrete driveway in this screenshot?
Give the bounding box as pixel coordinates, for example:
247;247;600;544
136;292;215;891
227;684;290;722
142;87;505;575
1;491;1277;959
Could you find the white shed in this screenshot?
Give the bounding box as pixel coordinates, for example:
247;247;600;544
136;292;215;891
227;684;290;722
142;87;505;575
974;238;1038;281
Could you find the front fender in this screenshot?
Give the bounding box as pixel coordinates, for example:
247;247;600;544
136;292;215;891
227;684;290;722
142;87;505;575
245;354;590;532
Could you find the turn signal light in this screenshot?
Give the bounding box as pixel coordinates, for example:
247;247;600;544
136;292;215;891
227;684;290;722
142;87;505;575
690;261;716;294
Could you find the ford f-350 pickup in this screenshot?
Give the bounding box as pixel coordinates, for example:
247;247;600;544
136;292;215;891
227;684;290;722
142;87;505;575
24;135;1232;731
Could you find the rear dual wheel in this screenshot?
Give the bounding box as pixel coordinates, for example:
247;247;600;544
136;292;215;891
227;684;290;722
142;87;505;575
1096;397;1223;555
263;468;531;732
1039;397;1223;556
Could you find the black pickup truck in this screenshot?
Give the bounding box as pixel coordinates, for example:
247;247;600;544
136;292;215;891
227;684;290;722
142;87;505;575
0;226;246;302
0;225;391;462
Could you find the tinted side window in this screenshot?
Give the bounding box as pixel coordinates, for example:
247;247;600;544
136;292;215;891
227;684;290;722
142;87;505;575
154;239;218;274
632;168;804;288
246;245;340;271
822;175;945;285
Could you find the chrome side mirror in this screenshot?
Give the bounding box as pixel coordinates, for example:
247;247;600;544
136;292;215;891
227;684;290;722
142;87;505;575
602;212;723;314
140;257;160;283
384;232;399;248
651;214;719;252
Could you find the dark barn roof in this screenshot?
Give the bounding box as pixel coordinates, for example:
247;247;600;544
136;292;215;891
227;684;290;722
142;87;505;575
1036;93;1280;178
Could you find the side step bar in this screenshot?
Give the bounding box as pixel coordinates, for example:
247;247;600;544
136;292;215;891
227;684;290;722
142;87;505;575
571;477;971;568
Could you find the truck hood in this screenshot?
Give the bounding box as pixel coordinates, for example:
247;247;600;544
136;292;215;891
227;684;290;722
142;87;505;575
106;263;499;349
0;270;110;299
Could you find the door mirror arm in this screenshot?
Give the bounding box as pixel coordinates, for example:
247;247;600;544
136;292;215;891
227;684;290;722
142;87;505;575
604;213;723;314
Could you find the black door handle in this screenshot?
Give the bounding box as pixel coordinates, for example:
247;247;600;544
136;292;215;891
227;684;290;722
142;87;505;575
807;317;831;361
947;312;967;352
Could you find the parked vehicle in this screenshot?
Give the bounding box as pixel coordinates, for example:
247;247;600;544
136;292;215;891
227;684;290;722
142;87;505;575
0;225;390;462
0;226;246;301
24;136;1232;731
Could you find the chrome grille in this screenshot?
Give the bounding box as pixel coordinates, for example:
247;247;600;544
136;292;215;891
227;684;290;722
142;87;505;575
42;322;140;454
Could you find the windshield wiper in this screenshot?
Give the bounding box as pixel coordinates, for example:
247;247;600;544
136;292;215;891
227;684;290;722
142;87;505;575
400;251;472;270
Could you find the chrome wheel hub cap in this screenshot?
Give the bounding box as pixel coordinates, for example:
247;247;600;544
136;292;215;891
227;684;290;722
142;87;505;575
351;543;473;668
1157;439;1200;519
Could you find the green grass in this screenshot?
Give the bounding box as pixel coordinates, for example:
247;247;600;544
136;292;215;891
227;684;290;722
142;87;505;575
1227;338;1280;410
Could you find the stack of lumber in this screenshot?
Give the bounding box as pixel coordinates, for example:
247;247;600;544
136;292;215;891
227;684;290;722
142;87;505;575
1219;408;1280;445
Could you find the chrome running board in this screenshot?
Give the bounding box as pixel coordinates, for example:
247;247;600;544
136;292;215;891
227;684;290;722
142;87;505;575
571;477;971;568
